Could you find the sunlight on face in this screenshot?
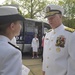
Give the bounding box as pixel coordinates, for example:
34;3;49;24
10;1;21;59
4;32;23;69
47;14;62;29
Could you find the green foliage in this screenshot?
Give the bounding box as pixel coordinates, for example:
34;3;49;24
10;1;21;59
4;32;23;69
63;19;75;28
62;0;75;19
2;0;75;28
3;0;49;19
58;0;75;28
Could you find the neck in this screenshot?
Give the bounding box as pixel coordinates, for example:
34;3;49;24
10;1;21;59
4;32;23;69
52;23;62;29
4;33;14;40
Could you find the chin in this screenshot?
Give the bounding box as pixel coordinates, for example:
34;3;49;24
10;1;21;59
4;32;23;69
15;33;20;36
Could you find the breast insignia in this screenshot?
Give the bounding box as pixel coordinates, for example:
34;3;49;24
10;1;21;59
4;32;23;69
65;27;75;33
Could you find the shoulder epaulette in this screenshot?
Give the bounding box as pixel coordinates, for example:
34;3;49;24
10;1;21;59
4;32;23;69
47;29;52;33
8;42;21;50
65;27;75;33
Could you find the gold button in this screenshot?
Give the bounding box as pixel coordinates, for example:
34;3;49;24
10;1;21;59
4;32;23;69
47;57;49;59
56;48;61;52
47;66;48;68
49;48;51;50
51;39;53;41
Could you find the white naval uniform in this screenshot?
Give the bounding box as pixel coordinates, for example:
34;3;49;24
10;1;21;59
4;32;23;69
31;37;39;52
42;24;75;75
10;37;30;75
0;35;22;75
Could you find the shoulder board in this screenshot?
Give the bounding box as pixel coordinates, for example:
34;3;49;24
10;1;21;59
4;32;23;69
47;29;52;33
65;27;75;33
8;42;21;50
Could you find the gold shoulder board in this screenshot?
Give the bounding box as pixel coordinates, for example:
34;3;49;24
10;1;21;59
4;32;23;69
65;27;75;33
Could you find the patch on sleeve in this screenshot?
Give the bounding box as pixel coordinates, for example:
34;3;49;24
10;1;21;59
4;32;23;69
65;27;75;33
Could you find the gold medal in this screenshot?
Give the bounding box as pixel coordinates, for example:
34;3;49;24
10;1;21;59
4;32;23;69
56;48;60;52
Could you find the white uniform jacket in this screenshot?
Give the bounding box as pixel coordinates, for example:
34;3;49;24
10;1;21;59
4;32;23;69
43;24;75;75
0;35;22;75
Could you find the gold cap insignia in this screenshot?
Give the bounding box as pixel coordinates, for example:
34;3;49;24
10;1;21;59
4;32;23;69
46;6;50;13
45;6;60;18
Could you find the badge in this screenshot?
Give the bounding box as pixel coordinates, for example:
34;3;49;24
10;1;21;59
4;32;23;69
56;47;61;52
46;6;50;13
55;35;66;47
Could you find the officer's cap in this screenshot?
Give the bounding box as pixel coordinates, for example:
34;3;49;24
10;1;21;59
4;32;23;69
0;6;25;25
44;4;64;18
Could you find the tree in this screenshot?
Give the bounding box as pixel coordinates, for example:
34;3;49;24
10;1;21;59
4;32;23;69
58;0;75;28
3;0;49;19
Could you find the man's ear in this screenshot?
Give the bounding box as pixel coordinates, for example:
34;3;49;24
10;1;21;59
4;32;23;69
59;14;62;18
9;23;15;30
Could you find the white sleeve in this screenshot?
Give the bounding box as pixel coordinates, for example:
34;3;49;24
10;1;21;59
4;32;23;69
31;39;33;47
2;50;22;75
42;33;47;72
42;48;46;71
22;65;30;75
67;32;75;75
37;39;39;48
42;37;46;72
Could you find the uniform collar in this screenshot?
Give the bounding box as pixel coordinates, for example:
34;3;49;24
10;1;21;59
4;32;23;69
52;24;64;34
0;35;10;42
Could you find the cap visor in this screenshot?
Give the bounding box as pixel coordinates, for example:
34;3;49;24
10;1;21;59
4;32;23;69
0;14;25;25
45;11;60;18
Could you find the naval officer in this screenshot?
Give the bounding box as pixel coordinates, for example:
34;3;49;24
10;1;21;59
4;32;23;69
42;4;75;75
0;6;25;75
